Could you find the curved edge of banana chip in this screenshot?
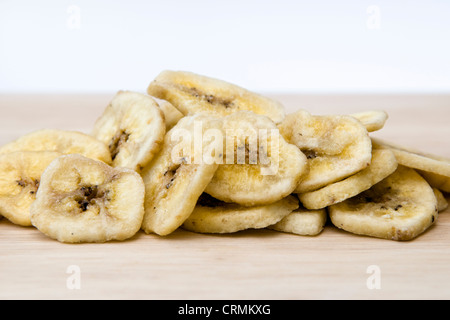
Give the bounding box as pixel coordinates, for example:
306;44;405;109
419;171;450;194
151;96;184;131
433;188;448;212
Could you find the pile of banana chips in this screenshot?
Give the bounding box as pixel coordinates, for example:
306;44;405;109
0;70;448;243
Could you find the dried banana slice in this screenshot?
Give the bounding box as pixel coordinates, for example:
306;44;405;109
329;166;438;241
0;151;62;226
350;110;388;132
0;129;112;164
372;138;450;193
141;113;223;236
433;188;448;212
182;193;299;234
298;149;398;210
147;70;285;124
204;111;308;207
279;110;372;193
152;96;184;131
268;205;327;236
92;91;166;171
30;154;145;243
420;172;450;193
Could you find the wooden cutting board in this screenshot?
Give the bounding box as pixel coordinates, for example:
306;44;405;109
0;93;449;300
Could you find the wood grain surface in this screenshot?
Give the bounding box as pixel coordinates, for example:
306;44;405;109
0;93;449;300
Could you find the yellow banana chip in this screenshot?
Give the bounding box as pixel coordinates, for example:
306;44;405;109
92;91;166;171
147;70;285;123
433;188;448;212
182;193;299;234
298;149;398;210
350;110;388;132
329;166;438;241
30;154;145;243
279;110;372;193
152;96;184;131
0;151;62;226
204;111;308;206
141;113;223;236
0;129;112;164
268;205;327;236
372;137;450;193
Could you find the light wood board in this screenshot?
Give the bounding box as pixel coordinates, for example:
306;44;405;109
0;93;449;300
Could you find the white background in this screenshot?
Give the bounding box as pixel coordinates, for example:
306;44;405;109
0;0;449;94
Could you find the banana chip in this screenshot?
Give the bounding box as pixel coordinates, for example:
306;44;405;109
147;70;285;123
141;113;223;236
298;149;398;210
182;193;299;234
152;96;184;131
433;188;448;212
204;111;308;207
92;91;166;171
372;137;450;193
350;110;388;132
279;110;372;193
329;166;438;241
0;151;62;226
0;129;112;164
420;171;450;193
268;205;327;236
30;154;145;243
